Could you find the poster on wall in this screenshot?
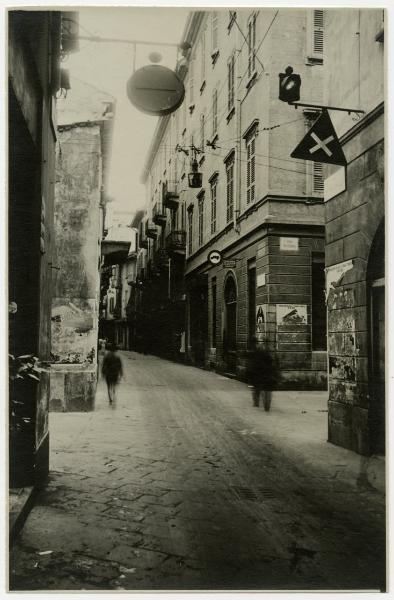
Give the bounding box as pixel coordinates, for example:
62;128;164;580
277;304;307;325
256;304;267;334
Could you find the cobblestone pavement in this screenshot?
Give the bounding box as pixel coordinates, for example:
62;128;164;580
9;352;386;591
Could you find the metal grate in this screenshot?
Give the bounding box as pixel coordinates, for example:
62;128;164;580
232;486;276;502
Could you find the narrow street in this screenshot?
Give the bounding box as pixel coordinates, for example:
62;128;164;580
10;352;385;591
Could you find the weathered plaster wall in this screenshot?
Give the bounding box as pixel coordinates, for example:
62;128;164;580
50;124;102;411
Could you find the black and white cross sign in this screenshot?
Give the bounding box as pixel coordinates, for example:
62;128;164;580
290;109;347;166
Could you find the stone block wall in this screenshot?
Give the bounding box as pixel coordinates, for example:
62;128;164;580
325;127;384;454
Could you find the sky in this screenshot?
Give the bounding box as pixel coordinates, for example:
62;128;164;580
66;7;190;219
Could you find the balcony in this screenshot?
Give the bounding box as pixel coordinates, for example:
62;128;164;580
145;219;158;240
139;232;148;249
165;230;186;256
152;202;167;226
162;184;180;211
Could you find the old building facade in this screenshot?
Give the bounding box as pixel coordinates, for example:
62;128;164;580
49;81;114;411
8;11;78;485
323;9;385;455
142;9;328;388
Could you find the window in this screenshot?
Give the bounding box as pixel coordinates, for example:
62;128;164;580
308;9;324;60
312;253;327;350
247;13;257;78
212;278;217;348
211;11;218;52
200;32;206;84
198;193;205;246
187;207;193;255
313;162;324;194
212;89;218;137
210;176;218;234
227;52;235;112
247;263;256;348
200;113;205;151
189;57;195;106
228;11;237;32
246;130;256;204
313;9;324;55
109;296;114;313
225;153;235;223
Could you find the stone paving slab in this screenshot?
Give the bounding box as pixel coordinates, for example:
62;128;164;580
9;351;386;591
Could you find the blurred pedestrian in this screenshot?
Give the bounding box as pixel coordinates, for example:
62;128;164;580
101;343;123;403
248;345;279;411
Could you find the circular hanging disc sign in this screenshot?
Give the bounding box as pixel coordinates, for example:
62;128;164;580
208;250;222;266
127;65;185;117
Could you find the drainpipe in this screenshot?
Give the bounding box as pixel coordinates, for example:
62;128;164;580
234;22;242;234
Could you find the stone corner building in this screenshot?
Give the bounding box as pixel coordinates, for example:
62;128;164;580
140;8;328;390
324;9;384;455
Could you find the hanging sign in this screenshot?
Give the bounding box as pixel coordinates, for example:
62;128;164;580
291;109;347;166
208;250;222;266
127;65;185;116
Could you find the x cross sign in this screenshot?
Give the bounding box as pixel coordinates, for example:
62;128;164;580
309;132;334;156
291;109;347;166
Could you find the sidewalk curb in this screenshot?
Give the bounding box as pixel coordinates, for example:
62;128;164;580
9;486;38;546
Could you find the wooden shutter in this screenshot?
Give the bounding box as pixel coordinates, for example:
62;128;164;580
313;162;324;194
313;10;324;55
212;12;218;51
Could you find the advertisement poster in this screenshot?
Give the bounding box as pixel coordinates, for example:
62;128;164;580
256;304;267;334
277;304;307;325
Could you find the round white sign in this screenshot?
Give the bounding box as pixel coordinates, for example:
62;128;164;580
208;250;222;265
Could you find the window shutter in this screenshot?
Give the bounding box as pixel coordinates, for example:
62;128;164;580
212;12;218;51
201;32;206;82
212;89;218;135
313;10;324;55
189;58;194;104
313;162;324;194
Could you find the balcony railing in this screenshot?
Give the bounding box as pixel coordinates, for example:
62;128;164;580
152;202;167;226
166;230;186;255
145;219;158;239
162;186;180;211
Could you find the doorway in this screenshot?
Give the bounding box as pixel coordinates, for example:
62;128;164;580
367;220;385;455
224;274;237;373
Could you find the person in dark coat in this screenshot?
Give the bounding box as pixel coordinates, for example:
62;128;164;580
248;346;279;411
101;343;123;403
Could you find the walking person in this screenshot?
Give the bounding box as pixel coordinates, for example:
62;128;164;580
248;345;279;411
101;343;123;404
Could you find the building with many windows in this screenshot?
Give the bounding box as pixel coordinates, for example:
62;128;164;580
141;8;328;388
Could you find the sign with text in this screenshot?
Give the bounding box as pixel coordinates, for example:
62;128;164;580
277;304;307;325
280;237;299;251
223;260;237;269
257;273;266;287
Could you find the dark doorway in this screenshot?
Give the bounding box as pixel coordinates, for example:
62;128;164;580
224;274;237;373
367;220;385;455
190;282;208;366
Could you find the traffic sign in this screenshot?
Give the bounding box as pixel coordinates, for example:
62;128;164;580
291;109;347;166
208;250;222;266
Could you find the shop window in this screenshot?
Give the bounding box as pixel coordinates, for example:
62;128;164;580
312;253;327;350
